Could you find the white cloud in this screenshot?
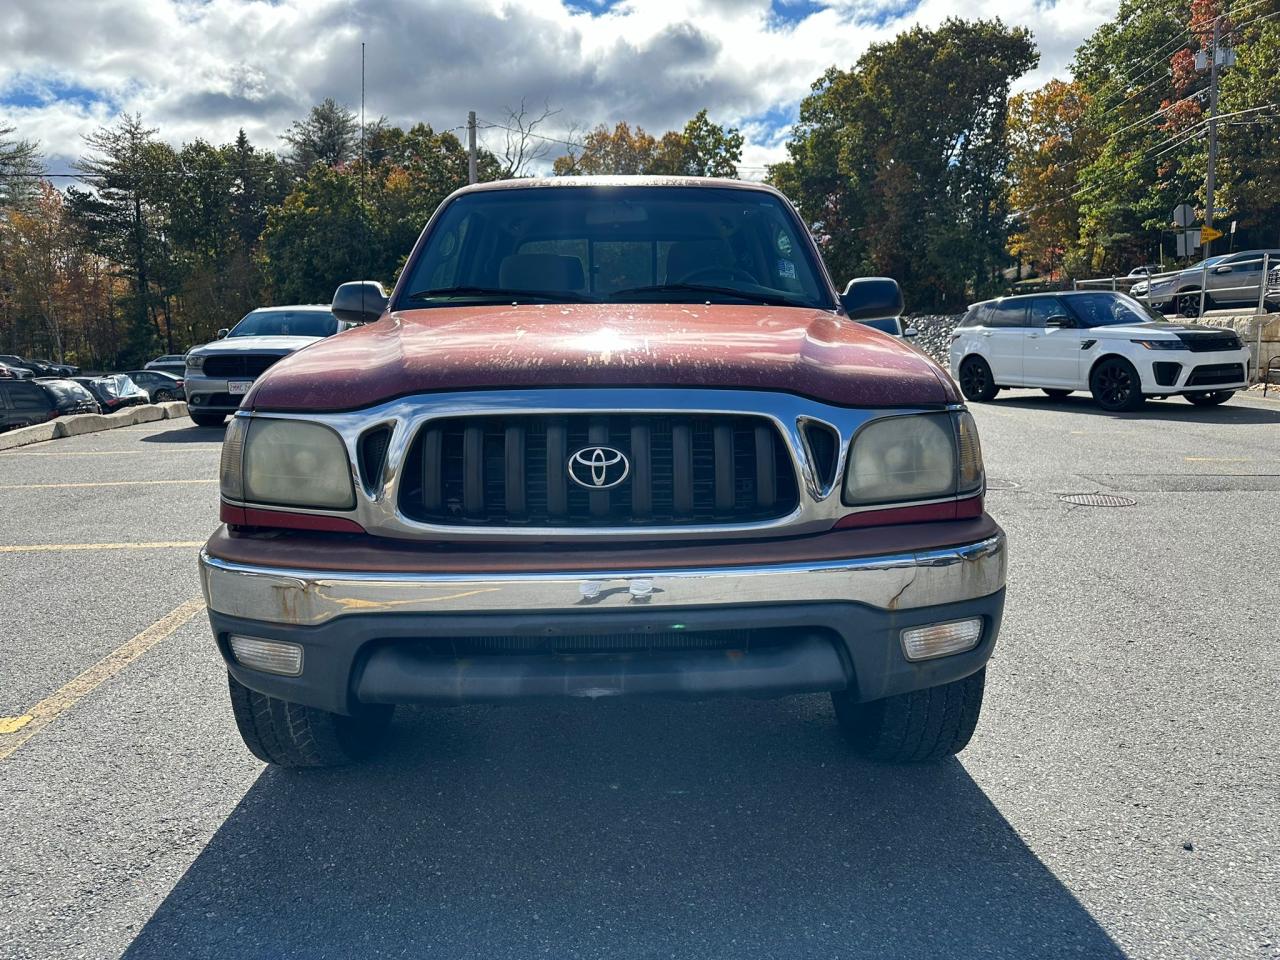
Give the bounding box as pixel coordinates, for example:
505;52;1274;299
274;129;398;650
2;0;1118;173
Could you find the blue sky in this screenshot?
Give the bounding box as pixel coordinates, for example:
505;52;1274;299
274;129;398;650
2;0;1118;176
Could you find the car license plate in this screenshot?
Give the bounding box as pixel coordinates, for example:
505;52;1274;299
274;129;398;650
228;380;253;395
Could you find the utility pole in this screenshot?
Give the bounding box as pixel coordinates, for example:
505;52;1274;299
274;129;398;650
467;111;478;184
1203;15;1223;256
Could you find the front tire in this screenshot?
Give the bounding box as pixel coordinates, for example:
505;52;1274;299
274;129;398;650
958;356;999;402
227;673;393;768
155;389;175;402
833;669;986;762
1090;357;1146;412
190;411;225;427
1185;390;1234;406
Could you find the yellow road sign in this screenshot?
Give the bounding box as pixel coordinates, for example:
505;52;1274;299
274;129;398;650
1200;226;1224;242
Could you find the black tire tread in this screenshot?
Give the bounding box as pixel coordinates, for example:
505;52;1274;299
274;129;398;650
227;673;389;768
834;668;985;762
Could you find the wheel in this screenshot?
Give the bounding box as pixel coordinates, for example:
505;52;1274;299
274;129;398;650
190;412;225;427
833;668;986;762
1176;291;1203;318
958;356;999;402
155;389;174;402
1185;390;1234;406
227;673;393;768
1090;357;1146;411
1042;388;1072;398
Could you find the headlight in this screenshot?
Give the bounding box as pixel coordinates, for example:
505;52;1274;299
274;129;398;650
1131;339;1186;350
186;353;205;370
222;417;355;509
843;411;983;506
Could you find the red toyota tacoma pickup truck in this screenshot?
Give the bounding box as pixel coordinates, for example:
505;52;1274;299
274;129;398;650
201;177;1006;767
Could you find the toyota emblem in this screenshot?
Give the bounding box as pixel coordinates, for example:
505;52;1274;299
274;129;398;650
568;446;630;489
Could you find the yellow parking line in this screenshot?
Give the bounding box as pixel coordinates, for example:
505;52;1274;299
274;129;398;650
0;541;205;553
1184;457;1251;462
0;598;206;762
0;449;211;457
0;479;217;490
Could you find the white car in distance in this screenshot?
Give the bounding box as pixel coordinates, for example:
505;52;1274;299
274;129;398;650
949;291;1249;411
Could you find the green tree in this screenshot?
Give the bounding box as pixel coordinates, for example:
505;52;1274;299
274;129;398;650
260;166;365;304
770;19;1037;311
66;114;177;360
282;98;360;175
0;125;41;211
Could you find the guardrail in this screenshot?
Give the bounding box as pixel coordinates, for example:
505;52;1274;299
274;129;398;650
1074;252;1276;319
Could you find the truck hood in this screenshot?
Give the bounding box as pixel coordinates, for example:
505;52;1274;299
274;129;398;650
245;304;957;411
190;334;325;356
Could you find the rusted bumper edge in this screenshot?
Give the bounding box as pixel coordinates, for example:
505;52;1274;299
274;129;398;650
198;528;1006;712
199;531;1007;628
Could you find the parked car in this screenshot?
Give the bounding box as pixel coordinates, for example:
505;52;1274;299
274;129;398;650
30;357;78;376
856;316;919;339
1127;265;1161;278
1266;263;1280;311
1144;249;1280;316
145;354;189;377
124;369;185;402
0;378;58;431
951;290;1250;411
184;306;351;427
0;355;35;379
33;378;101;416
0;361;27;379
200;176;1005;769
72;375;150;414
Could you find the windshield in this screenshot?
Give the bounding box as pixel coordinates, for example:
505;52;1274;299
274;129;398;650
1065;293;1163;327
397;186;834;310
229;310;337;338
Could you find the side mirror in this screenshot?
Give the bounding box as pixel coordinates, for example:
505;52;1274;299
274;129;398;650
903;326;919;338
215;328;229;339
332;280;389;325
840;278;904;321
1045;315;1072;328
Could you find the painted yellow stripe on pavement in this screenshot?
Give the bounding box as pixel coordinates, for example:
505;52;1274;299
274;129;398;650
0;598;206;762
0;541;205;554
0;479;217;490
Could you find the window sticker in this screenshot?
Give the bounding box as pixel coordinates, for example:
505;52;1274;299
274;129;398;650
777;258;797;279
775;230;793;256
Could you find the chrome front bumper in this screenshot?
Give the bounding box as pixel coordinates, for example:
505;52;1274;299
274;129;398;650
199;533;1007;627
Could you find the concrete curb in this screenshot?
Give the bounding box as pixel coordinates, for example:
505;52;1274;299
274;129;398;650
0;402;189;451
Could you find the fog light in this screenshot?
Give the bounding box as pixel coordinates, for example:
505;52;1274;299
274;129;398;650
229;635;303;676
900;618;982;662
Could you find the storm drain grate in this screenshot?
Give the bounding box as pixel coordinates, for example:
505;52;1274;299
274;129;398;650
1059;493;1137;507
986;478;1021;491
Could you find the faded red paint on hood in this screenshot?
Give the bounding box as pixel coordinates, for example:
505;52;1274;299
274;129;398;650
245;304;957;411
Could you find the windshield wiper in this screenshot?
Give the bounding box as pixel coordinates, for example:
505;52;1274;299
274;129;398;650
609;283;811;309
403;285;596;304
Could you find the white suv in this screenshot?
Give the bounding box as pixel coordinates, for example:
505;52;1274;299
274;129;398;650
950;291;1250;411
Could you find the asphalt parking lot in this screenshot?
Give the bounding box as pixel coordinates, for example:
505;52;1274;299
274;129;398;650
1;393;1278;960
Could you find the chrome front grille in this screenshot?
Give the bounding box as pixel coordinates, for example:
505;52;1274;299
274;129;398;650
398;413;799;527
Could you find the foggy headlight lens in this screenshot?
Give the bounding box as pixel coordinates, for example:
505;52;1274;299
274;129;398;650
844;413;956;505
242;419;355;509
186;353;205;370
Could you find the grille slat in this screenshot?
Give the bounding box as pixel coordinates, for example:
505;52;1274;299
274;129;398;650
755;424;776;509
1178;334;1241;353
202;354;283;378
401;413;797;528
463;425;484;517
